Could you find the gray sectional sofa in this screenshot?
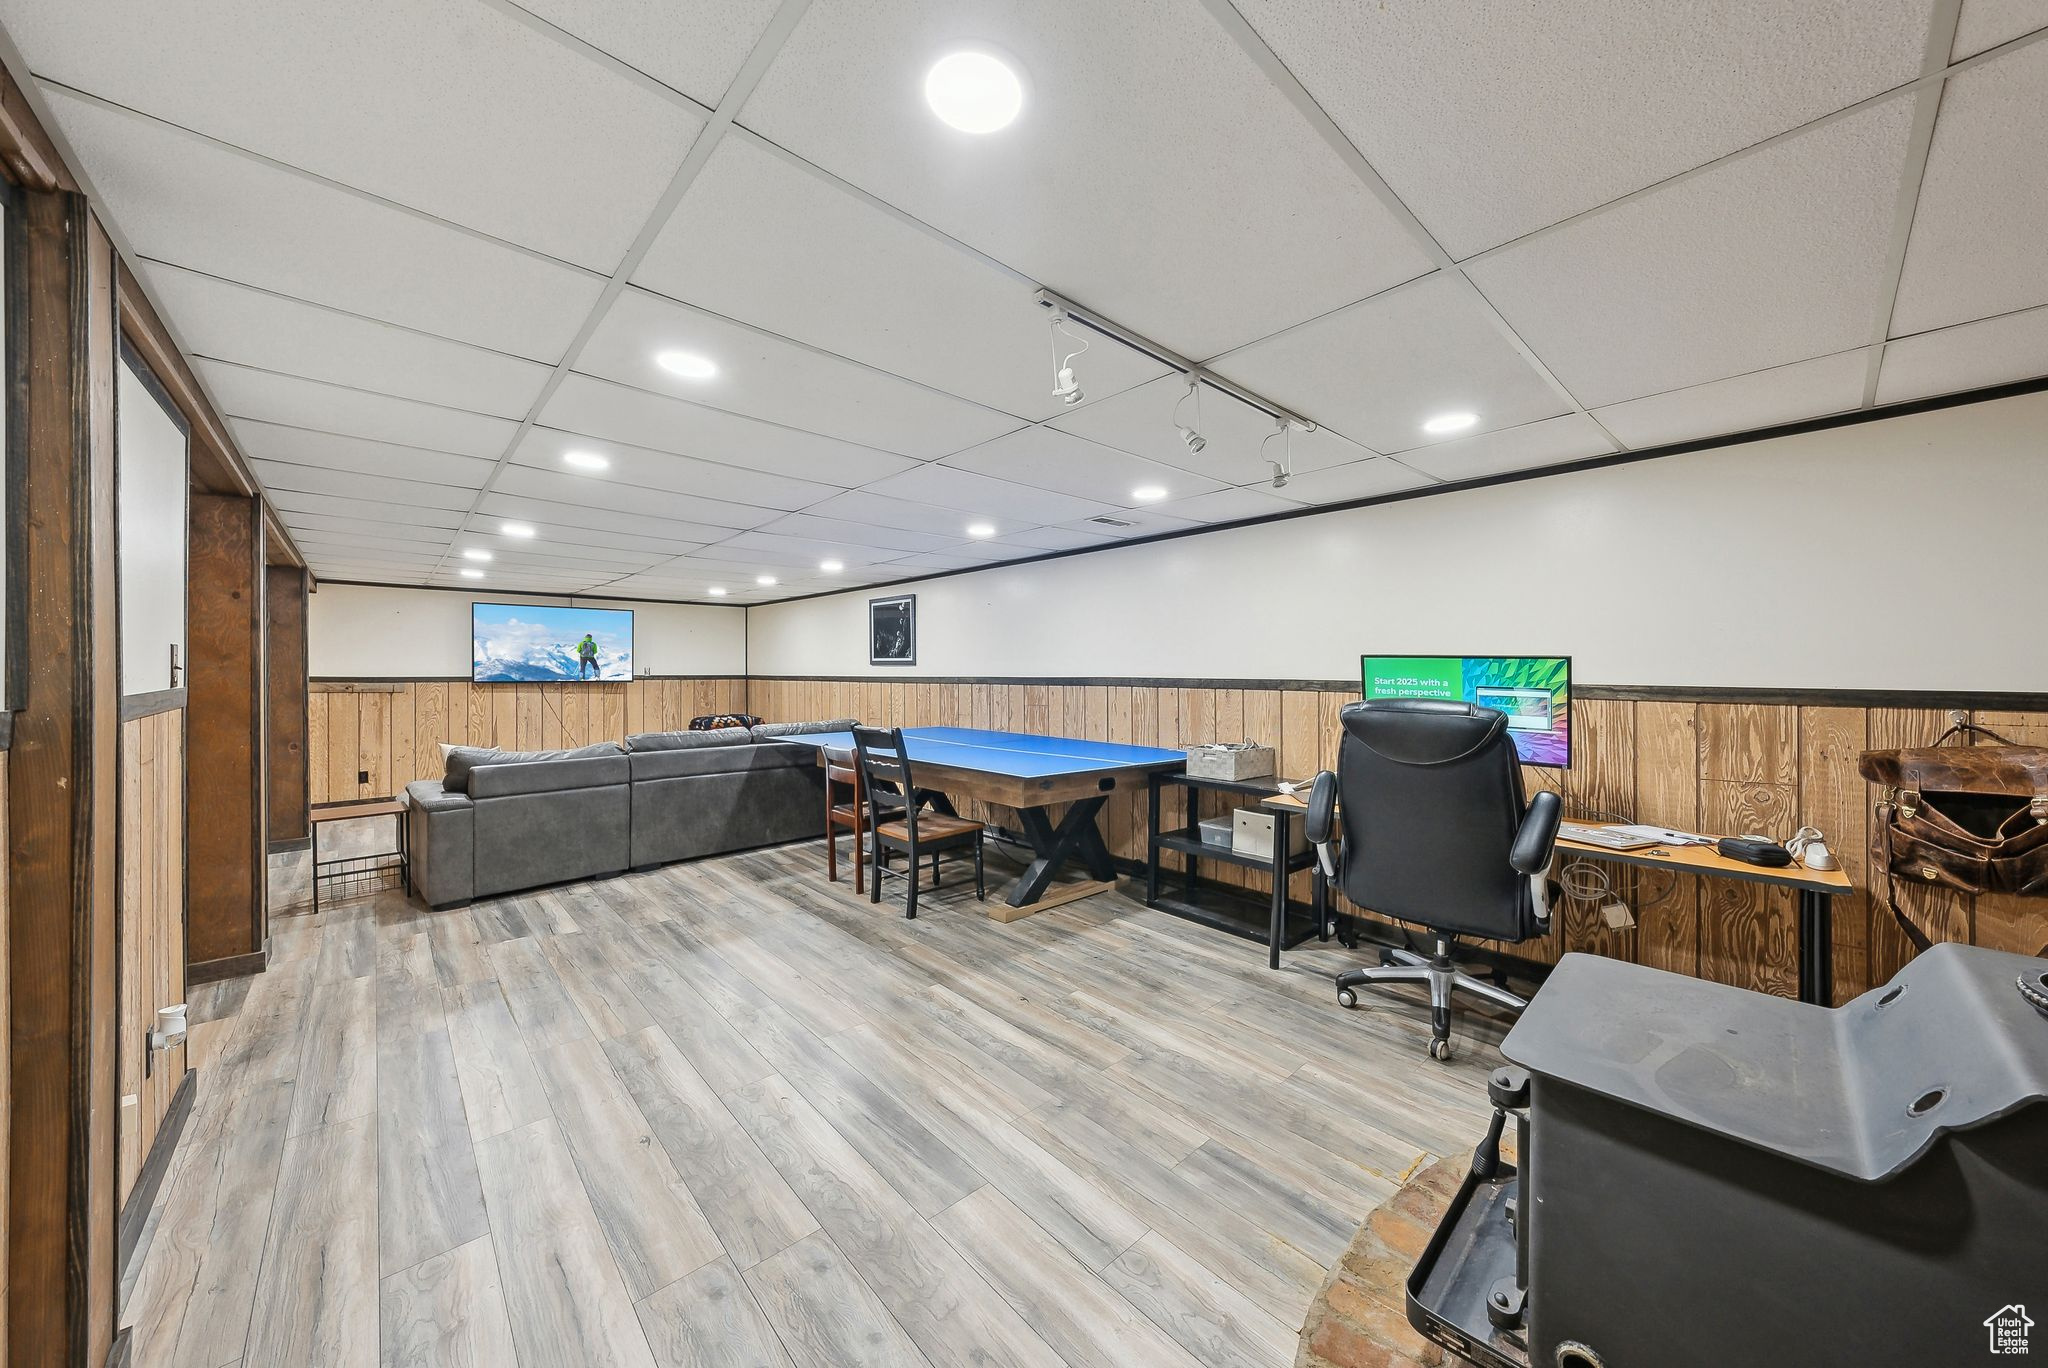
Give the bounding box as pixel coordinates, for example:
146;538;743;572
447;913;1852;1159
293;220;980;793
404;720;854;909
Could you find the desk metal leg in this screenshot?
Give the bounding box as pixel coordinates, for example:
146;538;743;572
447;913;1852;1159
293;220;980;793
1798;890;1834;1007
1267;811;1289;970
310;820;320;917
1145;777;1162;907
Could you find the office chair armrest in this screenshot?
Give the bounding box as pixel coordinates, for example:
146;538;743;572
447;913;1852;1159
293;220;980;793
1305;770;1340;879
1510;789;1563;875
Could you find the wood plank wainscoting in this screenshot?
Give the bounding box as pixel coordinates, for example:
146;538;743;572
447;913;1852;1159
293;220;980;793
117;708;188;1206
746;679;2048;1005
307;677;750;805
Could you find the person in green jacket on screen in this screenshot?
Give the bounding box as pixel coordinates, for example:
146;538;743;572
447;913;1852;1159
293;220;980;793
576;632;600;680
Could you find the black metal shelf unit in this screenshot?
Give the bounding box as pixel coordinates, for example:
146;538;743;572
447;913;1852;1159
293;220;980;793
1145;771;1328;969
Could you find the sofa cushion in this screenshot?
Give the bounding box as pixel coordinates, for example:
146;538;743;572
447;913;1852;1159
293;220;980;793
749;718;858;741
467;753;631;800
630;742;815;782
406;778;473;813
444;741;623;793
625;727;752;752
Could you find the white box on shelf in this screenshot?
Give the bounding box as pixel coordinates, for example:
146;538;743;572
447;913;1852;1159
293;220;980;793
1185;743;1275;781
1233;807;1307;861
1196;814;1235;848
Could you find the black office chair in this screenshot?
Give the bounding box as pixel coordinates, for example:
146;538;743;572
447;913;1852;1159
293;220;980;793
1304;698;1562;1061
852;726;985;918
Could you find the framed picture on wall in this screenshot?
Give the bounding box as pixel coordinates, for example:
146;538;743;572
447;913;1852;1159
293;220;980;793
869;594;916;666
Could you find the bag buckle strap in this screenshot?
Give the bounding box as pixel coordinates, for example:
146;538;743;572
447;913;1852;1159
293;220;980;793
2032;796;2048;826
1897;788;1921;818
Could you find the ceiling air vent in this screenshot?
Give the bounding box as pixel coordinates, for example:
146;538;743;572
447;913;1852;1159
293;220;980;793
1087;515;1136;528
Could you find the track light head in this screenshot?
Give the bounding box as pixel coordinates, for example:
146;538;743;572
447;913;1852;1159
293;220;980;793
1268;461;1290;489
1054;365;1084;404
1177;425;1207;454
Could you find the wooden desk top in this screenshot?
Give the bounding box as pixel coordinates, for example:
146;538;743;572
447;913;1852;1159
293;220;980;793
1258;791;1852;895
311;798;408;824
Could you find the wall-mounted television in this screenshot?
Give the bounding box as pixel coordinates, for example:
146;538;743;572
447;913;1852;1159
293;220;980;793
1361;654;1572;768
473;602;633;683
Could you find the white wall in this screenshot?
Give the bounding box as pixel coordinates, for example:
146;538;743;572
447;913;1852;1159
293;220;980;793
309;584;748;678
117;355;189;696
748;391;2048;692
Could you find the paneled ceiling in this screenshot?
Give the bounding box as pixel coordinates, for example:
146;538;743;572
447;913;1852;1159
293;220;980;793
3;0;2042;603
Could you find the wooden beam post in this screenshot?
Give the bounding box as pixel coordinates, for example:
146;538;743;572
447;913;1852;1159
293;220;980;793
7;189;121;1368
264;565;308;847
185;494;267;981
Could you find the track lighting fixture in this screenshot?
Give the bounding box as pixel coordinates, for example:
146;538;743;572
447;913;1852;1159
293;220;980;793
1261;419;1296;490
1049;313;1089;406
1172;378;1207;455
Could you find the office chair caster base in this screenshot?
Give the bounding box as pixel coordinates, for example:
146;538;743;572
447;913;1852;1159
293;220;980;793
1337;987;1359;1009
1430;1037;1455;1062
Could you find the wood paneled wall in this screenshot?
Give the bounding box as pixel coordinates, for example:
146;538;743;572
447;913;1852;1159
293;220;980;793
117;710;185;1203
265;566;308;844
309;677;748;804
746;678;2048;1002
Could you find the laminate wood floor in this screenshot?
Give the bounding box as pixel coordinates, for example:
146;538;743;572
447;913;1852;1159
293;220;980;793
132;827;1506;1368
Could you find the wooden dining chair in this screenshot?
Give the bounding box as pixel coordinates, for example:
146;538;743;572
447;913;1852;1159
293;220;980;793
852;726;985;918
823;744;864;894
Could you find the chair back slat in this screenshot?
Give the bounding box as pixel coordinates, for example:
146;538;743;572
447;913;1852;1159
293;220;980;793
852;726;918;842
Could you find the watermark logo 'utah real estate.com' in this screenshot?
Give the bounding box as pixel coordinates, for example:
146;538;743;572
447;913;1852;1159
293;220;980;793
1985;1305;2034;1356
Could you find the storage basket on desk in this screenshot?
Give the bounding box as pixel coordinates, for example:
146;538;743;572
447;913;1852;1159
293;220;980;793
1185;742;1275;781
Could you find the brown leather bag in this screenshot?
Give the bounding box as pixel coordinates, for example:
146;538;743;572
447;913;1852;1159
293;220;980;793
1859;722;2048;950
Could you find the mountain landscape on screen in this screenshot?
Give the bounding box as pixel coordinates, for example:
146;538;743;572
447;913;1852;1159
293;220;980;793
472;603;634;683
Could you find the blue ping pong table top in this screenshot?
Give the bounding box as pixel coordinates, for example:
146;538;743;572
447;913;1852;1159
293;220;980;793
773;726;1186;780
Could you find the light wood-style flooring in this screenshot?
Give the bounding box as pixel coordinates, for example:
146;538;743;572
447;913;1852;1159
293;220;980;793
126;826;1504;1368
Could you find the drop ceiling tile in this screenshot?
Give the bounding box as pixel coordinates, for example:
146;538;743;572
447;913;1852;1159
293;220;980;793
1890;41;2048;335
1229;0;1935;257
860;464;1114;527
1593;351;1871;448
1264;455;1439;506
1877;304;2048;403
292;538;446;565
1393;414;1617;483
751;513;966;554
1048;508;1201;540
1214;273;1568;452
231;419;498;487
798;491;1035;540
941;426;1227;507
268;490;468;528
503;0;779;105
576;287;1018;458
41;87;600;359
1049;373;1375;483
199;361;518;458
470;546;669;575
491;464;780;531
282;513;454;546
1466;93;1916;408
881;551;1004;573
637;136;1166;419
145;263;552;418
998;525;1119;552
251;461;481;510
13;1;702;269
1151;486;1304;525
707;534;897;569
740;0;1434;357
538;373;917;488
476;492;739;546
317;566;428;584
454;517;711;559
511;428;839;512
1952;0;2047;58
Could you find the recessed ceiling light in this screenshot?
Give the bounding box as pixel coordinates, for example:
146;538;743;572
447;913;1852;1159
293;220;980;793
501;521;536;539
459;568;485;580
820;560;844;573
924;48;1025;134
461;548;492;562
757;575;778;586
563;450;609;471
708;586;727;597
656;350;718;380
1131;485;1167;502
966;522;996;538
1422;411;1479;435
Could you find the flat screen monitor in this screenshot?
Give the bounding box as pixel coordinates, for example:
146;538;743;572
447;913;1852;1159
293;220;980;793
1360;654;1572;768
473;602;633;683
